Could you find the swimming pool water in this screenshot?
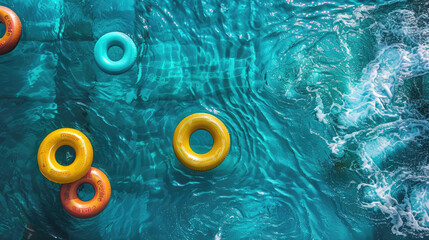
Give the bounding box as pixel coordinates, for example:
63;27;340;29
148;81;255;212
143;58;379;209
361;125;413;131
0;0;428;239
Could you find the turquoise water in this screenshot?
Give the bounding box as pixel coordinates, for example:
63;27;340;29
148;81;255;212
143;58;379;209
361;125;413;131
0;0;429;239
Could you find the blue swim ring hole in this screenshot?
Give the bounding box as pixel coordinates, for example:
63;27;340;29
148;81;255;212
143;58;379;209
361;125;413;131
108;45;124;61
94;32;137;74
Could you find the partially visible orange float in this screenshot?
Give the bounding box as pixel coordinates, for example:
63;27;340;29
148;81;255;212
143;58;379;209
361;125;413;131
60;167;111;218
0;6;21;55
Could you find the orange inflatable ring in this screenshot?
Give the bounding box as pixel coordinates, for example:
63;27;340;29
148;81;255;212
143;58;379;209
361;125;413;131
0;6;21;55
60;167;111;219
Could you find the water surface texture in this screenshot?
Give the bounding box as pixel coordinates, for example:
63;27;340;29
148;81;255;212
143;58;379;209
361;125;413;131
1;0;429;239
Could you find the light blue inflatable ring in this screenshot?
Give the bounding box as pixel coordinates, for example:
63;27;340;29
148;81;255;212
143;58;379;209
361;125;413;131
94;32;137;74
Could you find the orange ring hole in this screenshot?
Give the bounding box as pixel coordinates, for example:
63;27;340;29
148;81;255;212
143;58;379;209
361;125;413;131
60;167;111;218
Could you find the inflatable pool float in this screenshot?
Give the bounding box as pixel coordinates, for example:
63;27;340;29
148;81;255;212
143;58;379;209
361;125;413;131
173;113;230;171
94;32;137;74
37;128;93;184
60;167;111;218
0;6;21;55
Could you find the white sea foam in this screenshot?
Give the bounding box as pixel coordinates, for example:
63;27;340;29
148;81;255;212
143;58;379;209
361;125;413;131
331;8;429;237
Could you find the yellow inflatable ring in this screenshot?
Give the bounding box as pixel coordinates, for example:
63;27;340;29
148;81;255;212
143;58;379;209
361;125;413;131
37;128;93;184
173;113;230;171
